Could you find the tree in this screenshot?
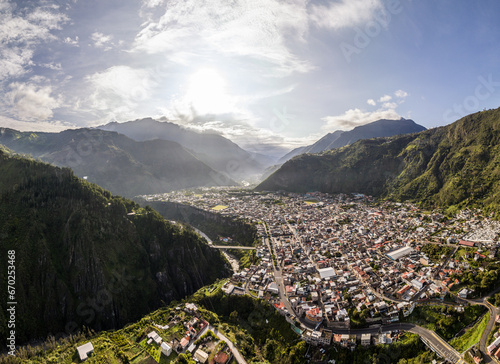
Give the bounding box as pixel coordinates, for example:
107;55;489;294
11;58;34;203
230;310;239;323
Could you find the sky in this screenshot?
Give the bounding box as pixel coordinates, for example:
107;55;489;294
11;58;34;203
1;0;500;157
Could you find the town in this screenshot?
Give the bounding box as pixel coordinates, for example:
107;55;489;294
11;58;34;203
143;188;500;359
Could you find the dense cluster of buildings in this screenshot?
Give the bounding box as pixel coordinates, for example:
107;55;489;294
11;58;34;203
144;188;500;348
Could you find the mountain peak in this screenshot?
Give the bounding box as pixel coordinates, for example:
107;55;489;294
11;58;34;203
279;118;426;163
257;107;500;215
97;118;268;180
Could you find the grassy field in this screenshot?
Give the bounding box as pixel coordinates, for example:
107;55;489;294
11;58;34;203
211;205;229;211
450;312;490;352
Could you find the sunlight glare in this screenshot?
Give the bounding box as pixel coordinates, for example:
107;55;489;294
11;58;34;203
186;68;232;114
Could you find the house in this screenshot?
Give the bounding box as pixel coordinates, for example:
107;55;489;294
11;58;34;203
179;337;190;352
185;302;199;314
161;342;172;357
361;333;371;346
195;349;209;363
267;282;279;294
458;288;469;299
147;331;162;345
305;307;323;325
76;342;94;362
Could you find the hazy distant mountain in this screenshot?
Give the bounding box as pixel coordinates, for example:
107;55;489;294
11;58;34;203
0;128;235;197
278;146;307;164
278;118;426;163
257;108;500;215
98;118;267;181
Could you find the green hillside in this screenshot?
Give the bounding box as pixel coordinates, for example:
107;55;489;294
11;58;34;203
257;108;500;215
0;149;230;343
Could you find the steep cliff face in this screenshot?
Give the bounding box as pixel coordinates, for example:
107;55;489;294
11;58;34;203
0;150;230;343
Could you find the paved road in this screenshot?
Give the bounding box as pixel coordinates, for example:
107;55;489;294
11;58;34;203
324;323;464;363
209;325;248;364
408;325;465;364
265;236;295;315
459;296;499;363
197;324;248;364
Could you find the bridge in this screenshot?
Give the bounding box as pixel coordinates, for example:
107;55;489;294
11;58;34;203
211;245;256;250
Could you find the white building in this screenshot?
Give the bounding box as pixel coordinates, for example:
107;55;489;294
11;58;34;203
76;342;94;362
194;349;209;363
458;288;469;299
386;246;413;260
317;267;336;280
267;282;279;294
147;331;162;345
361;333;371;346
161;342;172;356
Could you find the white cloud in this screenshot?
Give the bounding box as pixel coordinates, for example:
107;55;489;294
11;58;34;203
321;107;401;131
326;90;409;131
39;62;62;71
0;47;34;80
133;0;312;76
64;36;79;46
378;94;392;102
0;115;71;132
382;102;398;109
395;89;408;98
26;7;68;30
0;2;68;81
310;0;384;29
84;66;155;121
91;32;114;50
321;90;408;132
4;82;62;121
142;0;165;8
170;112;312;156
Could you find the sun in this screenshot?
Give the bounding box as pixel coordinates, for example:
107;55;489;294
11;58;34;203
186;68;232;114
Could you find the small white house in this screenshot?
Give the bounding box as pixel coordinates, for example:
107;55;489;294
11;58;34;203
147;331;162;345
76;342;94;362
267;282;279;294
194;348;209;363
161;342;172;356
458;288;469;299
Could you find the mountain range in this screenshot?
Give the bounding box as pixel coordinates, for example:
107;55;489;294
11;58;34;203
0;148;230;343
257;108;500;215
0;128;236;197
98;118;268;181
278;118;426;164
